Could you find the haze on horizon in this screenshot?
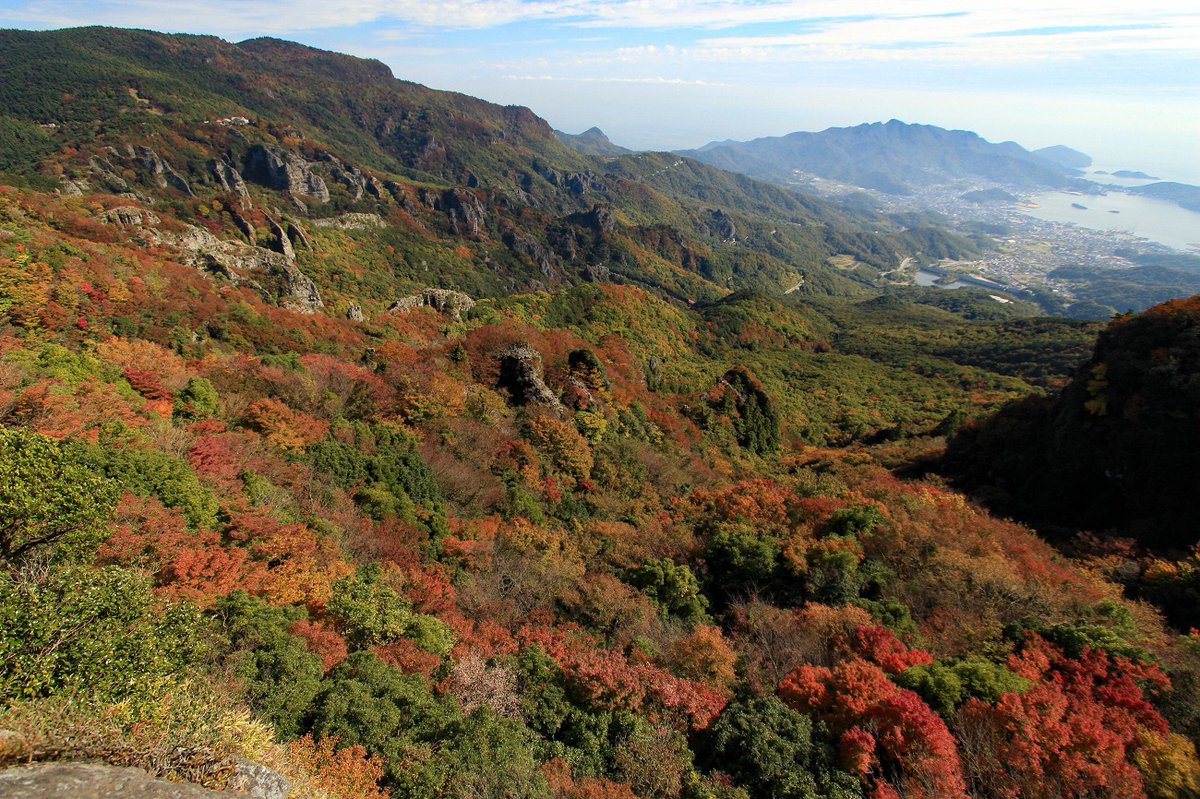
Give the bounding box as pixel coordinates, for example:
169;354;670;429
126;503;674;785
2;0;1198;183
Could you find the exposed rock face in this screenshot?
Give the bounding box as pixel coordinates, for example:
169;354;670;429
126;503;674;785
310;213;385;230
265;216;294;260
532;162;604;196
496;344;562;411
243;144;330;203
440;189;486;238
286;222;312;251
94;206;161;227
159;225;323;314
58;179;88;196
582;204;616;235
87;156;132;193
208;160;251;207
503;229;562;280
345;304;364;321
582;263;611;283
389;288;475;321
230;209;257;245
317;155;384;202
137;147;193;195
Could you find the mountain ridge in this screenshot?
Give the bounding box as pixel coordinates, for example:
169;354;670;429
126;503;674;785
680;119;1083;195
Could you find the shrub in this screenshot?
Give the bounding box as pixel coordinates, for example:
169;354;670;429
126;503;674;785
0;566;206;704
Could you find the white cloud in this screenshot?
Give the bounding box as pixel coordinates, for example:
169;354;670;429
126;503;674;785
4;0;1197;69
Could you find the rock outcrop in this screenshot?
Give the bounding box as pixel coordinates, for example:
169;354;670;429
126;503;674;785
388;288;475;321
208;160;251;207
224;759;290;799
265;216;294;260
318;155;384;202
86;155;133;194
0;763;218;799
94;206;161;227
532;162;605;197
706;209;736;242
310;213;385;230
159;225;323;314
286;222;312;251
243;144;330;204
503;229;562;280
137;147;193;195
496;344;562;411
429;189;486;238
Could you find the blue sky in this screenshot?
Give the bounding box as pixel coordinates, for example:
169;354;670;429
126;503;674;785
3;0;1198;181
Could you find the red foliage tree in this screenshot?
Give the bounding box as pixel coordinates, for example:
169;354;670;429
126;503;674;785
955;636;1170;799
245;398;329;452
779;658;968;799
291;619;350;673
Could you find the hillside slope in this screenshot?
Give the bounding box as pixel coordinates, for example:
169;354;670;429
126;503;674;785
0;27;981;306
945;296;1200;550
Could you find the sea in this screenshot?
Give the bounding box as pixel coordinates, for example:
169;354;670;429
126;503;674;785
1019;169;1200;253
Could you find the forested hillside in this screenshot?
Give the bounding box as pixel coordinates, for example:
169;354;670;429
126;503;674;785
0;26;1197;799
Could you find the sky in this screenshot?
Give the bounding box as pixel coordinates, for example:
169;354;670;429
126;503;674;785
2;1;1198;182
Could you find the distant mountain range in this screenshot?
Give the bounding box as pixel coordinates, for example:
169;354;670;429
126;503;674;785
679;120;1086;195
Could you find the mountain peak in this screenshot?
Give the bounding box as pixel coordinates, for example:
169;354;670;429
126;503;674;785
555;126;633;156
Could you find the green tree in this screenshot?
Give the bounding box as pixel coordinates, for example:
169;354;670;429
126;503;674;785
310;652;460;789
624;559;711;625
702;696;861;799
896;658;1031;718
173;376;220;419
0;427;120;564
215;592;324;738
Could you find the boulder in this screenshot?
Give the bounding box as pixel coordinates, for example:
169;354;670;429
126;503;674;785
223;759;289;799
0;763;219;799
